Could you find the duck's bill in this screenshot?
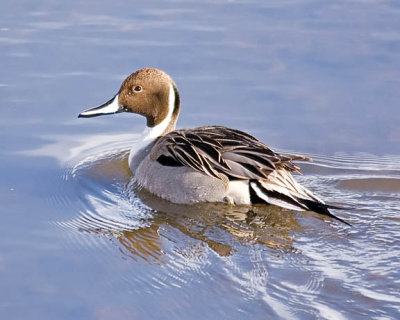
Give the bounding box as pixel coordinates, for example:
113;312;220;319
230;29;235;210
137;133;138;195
78;94;123;118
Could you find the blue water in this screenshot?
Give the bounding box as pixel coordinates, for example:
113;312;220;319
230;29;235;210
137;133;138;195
1;1;400;319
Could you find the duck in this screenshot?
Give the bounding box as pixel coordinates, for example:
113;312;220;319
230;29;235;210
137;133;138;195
79;68;348;225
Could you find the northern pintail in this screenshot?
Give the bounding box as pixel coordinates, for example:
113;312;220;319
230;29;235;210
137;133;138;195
79;68;347;224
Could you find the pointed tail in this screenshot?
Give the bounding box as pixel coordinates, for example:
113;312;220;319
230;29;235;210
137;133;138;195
249;179;350;225
297;198;351;226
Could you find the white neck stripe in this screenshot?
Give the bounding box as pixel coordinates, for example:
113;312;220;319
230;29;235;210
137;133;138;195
141;82;175;141
129;82;175;163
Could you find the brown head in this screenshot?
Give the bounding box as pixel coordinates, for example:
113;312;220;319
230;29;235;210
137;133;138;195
79;68;181;134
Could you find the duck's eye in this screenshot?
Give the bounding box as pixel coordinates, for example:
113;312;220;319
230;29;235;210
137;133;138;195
134;85;142;92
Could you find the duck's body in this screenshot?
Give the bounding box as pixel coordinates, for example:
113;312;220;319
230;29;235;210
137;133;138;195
79;68;347;224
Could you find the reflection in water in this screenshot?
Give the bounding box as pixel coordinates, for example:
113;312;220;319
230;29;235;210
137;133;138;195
21;132;136;166
118;225;164;264
134;189;303;252
125;191;303;260
338;177;400;192
70;198;301;262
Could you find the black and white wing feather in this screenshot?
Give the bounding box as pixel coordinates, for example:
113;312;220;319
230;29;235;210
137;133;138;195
152;126;309;181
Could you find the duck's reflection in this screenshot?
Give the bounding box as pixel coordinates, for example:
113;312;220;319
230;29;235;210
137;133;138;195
113;187;303;262
117;225;164;263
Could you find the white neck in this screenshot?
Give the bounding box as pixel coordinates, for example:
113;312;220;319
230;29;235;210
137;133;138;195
140;82;175;142
129;82;175;164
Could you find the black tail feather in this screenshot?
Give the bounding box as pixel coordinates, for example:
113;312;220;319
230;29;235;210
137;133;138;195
299;199;351;226
249;180;350;226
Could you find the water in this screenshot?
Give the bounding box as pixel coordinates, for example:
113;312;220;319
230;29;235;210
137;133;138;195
1;0;400;319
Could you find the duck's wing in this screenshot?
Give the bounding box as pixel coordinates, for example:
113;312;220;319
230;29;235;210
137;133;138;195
151;126;310;181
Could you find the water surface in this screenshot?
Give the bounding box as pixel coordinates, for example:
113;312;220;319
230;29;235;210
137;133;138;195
1;0;400;319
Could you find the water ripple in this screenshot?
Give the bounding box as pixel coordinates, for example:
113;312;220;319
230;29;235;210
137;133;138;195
298;152;400;175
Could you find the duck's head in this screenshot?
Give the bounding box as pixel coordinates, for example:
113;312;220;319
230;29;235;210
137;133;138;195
79;68;180;134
